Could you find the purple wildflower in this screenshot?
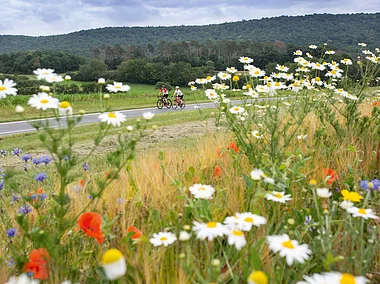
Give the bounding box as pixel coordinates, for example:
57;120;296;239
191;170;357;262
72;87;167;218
83;162;90;171
34;172;47;182
0;150;6;157
11;148;22;156
18;205;32;215
21;154;32;162
360;179;380;191
11;194;21;204
40;156;53;165
0;179;4;190
7;258;14;266
38;194;47;200
6;228;17;237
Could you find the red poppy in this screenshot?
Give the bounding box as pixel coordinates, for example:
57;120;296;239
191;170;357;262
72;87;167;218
127;226;142;239
213;166;222;178
216;147;222;158
24;248;50;280
227;142;239;153
372;101;379;107
323;168;338;185
78;212;104;244
37;188;43;194
78;180;85;187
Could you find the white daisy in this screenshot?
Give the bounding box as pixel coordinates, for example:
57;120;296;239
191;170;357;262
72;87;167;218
325;50;336;55
341;58;353;65
340;200;354;210
227;229;246;250
296;273;330;284
205;89;219;101
267;234;311;266
206;75;216;82
323;272;368;284
316;188;332;198
28;92;59;110
239;56;254;64
179;231;191;241
0;78;18;99
265;191;292;203
195;78;207;85
33;68;55;80
226;67;238;73
142;112;155;120
294;50;303;56
5;274;39;284
58;101;73;116
189;184;215;200
102;249;126;281
217;72;231;81
150;232;177;246
297;134;308;140
252;130;263;139
224;212;267;231
250;68;266;77
276;65;289;72
229;106;245;114
99;111;126;127
255;85;269;93
45;74;64;83
309;45;318;49
250;169;264;180
193;221;228;241
346;207;379;220
106;82;131;93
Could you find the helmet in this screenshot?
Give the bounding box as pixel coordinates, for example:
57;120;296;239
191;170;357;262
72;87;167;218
176;86;179;89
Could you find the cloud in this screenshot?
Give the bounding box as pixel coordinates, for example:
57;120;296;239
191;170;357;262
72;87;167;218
0;0;379;35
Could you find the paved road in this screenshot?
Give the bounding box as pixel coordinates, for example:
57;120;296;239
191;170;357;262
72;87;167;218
0;97;280;136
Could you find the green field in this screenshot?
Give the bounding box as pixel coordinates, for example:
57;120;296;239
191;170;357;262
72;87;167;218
0;82;246;122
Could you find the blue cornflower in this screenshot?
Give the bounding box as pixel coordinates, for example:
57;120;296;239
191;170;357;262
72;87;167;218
11;193;21;204
28;193;37;200
360;179;380;191
18;205;32;215
0;179;4;190
83;162;90;171
34;172;48;182
33;158;42;165
39;155;53;165
7;258;14;266
0;150;6;157
63;156;70;161
38;194;47;200
11;148;22;156
6;228;17;237
21;154;32;162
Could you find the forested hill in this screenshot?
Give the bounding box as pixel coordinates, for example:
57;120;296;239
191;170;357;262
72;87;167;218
1;13;380;57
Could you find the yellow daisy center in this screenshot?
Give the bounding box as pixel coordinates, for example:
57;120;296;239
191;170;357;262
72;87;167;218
232;75;239;81
331;70;337;75
358;208;367;215
0;86;6;91
244;57;248;61
207;222;217;228
246;84;251;89
102;249;123;264
115;85;121;89
340;273;356;284
108;112;117;118
254;70;260;75
206;76;211;80
59;101;71;108
160;237;168;241
315;77;321;81
281;240;294;249
234;107;240;111
275;193;283;198
244;217;254;223
248;271;268;284
232;230;244;236
40;99;49;104
198;187;206;191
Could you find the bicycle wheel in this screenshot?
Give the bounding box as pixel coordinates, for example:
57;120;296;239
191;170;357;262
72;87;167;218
156;99;163;109
180;100;186;109
166;99;172;108
172;100;178;109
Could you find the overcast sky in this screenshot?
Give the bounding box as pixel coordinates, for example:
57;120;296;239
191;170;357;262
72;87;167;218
0;0;378;36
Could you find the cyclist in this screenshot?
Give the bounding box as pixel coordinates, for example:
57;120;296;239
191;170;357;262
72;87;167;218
159;85;169;105
173;86;184;106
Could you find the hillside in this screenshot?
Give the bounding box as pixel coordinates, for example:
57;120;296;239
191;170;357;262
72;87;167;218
1;13;380;57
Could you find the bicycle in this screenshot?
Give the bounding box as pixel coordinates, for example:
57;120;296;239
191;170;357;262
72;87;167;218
172;97;186;109
156;96;172;109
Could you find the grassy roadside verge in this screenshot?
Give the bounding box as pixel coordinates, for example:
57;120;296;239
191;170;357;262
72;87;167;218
0;108;214;152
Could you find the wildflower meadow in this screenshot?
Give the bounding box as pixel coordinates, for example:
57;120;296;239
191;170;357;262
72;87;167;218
0;44;379;283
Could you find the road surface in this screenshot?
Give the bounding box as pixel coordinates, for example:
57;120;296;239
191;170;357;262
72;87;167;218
0;97;280;136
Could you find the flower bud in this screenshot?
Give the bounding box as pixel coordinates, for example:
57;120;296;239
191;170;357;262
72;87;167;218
183;225;191;231
98;78;106;84
211;259;220;266
79;110;86;115
15;105;25;113
104;94;110;100
64;75;71;80
287;219;295;225
179;253;186;259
